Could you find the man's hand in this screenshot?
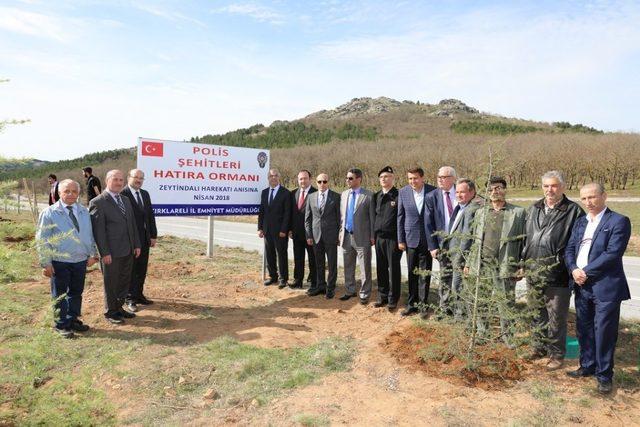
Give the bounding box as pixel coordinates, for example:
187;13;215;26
307;238;314;246
278;231;287;238
87;257;98;267
463;266;470;276
515;268;525;281
43;265;54;278
134;248;141;258
398;243;406;251
150;238;157;247
258;230;264;238
289;231;293;239
370;238;375;246
572;268;587;286
102;255;112;265
430;249;439;259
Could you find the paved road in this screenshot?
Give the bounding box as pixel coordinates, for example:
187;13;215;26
157;216;640;320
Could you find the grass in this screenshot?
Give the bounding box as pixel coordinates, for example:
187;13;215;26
293;413;331;426
0;214;357;425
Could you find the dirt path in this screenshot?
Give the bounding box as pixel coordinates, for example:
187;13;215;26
63;256;640;427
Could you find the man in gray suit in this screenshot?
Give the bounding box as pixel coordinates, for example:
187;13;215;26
339;168;375;304
444;178;483;319
90;170;141;324
305;173;341;299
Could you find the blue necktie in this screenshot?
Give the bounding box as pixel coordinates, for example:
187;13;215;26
269;188;275;205
345;191;356;233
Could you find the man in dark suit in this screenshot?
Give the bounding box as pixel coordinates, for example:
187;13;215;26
289;169;317;289
121;169;158;312
305;173;341;299
90;169;141;324
47;174;60;205
397;167;436;316
371;166;402;310
425;166;459;316
565;182;631;394
258;169;291;288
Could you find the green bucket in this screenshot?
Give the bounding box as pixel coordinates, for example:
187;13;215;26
566;336;579;359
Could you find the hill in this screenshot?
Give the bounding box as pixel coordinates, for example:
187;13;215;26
1;97;637;194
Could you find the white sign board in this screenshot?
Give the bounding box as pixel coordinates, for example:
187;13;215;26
136;137;270;216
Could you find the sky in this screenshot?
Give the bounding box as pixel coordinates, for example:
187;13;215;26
1;0;639;161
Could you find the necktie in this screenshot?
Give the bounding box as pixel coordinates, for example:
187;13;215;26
298;189;305;210
319;192;326;212
345;191;356;233
135;191;143;209
269;188;275;205
66;206;80;232
445;191;453;217
115;194;126;216
449;205;461;232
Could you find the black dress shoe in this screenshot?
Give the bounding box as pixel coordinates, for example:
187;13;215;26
119;310;136;319
54;326;74;338
137;296;154;305
278;281;288;289
597;380;613;394
373;301;387;308
325;292;335;299
264;278;278;286
289;281;303;289
307;288;325;297
359;298;369;305
339;293;356;301
70;319;90;332
566;367;595;378
388;303;398;311
105;315;124;324
126;301;138;313
401;307;418;316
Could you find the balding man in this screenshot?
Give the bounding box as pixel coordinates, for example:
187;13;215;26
121;169;158;311
90;170;141;324
425;166;458;317
565;183;631;394
258;168;291;288
37;179;99;337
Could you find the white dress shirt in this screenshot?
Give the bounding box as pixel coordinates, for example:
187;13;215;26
576;208;606;269
413;187;425;213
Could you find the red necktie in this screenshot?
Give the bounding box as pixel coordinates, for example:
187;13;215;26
445;191;453;216
297;189;305;210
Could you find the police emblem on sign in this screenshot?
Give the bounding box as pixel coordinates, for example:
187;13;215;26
257;152;268;168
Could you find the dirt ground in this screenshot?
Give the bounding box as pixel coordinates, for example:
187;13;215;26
38;251;633;427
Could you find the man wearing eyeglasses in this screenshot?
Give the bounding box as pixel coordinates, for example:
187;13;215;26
339;168;375;304
464;177;526;345
305;174;341;299
564;183;631;395
121;169;158;312
425;166;459;317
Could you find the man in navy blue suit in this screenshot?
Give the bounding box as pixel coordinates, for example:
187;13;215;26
397;167;436;316
565;182;631;394
425;166;458;316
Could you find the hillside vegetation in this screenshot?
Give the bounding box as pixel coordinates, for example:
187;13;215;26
2;97;639;194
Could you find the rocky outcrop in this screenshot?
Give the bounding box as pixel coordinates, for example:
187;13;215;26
306;97;402;119
429;99;479;117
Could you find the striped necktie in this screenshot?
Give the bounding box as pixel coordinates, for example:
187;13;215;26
115;194;126;216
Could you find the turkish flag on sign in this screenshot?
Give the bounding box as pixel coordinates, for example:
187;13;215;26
141;141;163;157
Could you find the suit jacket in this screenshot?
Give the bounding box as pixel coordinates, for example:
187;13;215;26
258;186;291;236
565;208;631;302
444;196;484;268
305;190;341;244
339;188;374;247
48;182;60;205
466;203;526;278
90;191;141;258
290;186;317;240
121;186;158;248
425;187;456;251
397;184;436;248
